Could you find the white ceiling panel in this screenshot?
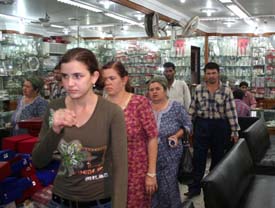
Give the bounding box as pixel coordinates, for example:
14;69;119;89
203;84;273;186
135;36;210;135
0;0;274;37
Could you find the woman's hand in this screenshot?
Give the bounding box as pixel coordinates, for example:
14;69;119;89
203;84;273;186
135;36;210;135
145;174;158;195
52;109;76;134
168;135;179;148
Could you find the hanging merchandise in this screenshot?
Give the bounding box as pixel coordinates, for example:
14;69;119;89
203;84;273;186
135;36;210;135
26;57;40;72
174;39;185;57
237;37;250;56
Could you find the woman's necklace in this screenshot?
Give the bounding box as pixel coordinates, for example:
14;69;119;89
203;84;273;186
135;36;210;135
107;92;132;110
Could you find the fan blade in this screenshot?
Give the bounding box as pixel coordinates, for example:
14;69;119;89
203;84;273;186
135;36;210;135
144;13;153;37
30;21;41;24
182;16;199;36
144;12;159;38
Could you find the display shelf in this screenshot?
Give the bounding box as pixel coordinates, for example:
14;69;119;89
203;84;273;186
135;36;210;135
160;37;205;83
116;49;159;95
0;33;46;101
264;50;275;98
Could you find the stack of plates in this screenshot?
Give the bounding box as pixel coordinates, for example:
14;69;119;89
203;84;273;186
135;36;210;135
0;90;10;101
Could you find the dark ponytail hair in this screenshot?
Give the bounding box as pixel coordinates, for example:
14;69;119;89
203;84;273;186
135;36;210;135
102;61;132;92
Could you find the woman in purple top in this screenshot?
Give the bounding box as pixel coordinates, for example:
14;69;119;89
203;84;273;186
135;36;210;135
233;89;251;117
11;76;48;135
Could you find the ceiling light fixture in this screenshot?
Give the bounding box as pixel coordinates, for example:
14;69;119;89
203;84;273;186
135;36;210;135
222;19;236;27
57;0;102;13
99;0;113;9
0;13;20;20
200;8;217;17
19;18;25;34
226;4;248;19
180;0;186;3
63;28;70;35
134;12;144;21
218;0;232;3
51;24;65;28
80;23;115;29
244;18;258;27
105;13;140;25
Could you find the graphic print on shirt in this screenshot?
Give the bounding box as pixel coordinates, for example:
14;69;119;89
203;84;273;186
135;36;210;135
58;139;108;180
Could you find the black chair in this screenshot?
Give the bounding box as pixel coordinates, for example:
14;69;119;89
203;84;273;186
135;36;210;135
242;117;275;175
203;139;275;208
237;116;259;138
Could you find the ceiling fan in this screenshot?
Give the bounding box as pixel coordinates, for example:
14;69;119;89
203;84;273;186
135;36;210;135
30;12;53;27
144;12;200;38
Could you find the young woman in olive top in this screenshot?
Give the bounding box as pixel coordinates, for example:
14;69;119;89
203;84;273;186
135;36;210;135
32;48;128;208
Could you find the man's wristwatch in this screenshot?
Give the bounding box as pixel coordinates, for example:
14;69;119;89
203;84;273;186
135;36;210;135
147;172;157;178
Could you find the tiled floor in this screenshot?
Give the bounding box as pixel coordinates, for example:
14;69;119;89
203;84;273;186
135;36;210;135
179;154;211;208
180;184;205;208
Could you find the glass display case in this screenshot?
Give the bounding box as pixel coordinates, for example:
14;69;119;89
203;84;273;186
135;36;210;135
265;49;275;98
250;109;275;128
0;33;44;87
0;33;44;125
161;37;205;83
68;37;205;95
208;36;252;87
114;39;161;95
208;36;275;99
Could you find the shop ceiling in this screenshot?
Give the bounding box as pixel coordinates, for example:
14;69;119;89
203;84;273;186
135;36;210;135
0;0;274;38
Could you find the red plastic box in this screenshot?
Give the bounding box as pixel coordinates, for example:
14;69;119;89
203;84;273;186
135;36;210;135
17;137;39;154
0;162;11;181
2;134;33;151
17;118;42;137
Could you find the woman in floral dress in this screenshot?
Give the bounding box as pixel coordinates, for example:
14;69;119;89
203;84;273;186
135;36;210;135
148;77;192;208
102;61;158;208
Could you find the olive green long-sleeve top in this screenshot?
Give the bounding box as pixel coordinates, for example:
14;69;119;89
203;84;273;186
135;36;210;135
32;96;128;208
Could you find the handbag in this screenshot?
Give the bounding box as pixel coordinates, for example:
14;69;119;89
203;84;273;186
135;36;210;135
177;128;194;185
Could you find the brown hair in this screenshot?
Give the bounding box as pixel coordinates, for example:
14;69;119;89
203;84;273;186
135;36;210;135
102;61;132;92
59;48;99;74
25;76;44;93
148;76;168;91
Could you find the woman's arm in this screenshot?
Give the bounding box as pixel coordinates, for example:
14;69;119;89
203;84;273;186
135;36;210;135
32;105;63;169
111;107;128;208
146;137;158;194
137;97;159;194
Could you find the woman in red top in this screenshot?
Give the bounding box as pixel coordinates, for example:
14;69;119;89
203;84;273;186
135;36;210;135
102;61;158;208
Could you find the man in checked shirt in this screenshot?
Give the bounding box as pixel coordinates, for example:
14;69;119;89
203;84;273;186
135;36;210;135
185;62;240;198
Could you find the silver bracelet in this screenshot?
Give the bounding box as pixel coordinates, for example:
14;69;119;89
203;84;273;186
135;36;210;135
147;173;157;177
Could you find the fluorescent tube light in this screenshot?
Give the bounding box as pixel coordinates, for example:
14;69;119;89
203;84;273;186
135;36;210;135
244;19;257;27
51;24;65;28
226;4;248;19
105;13;139;25
218;0;232;3
57;0;102;13
0;13;20;20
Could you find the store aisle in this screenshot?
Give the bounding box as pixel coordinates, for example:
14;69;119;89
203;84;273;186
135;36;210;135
180;184;204;208
179;155;212;208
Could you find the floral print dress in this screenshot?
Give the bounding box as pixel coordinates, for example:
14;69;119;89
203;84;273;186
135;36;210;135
124;94;158;208
151;101;192;208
